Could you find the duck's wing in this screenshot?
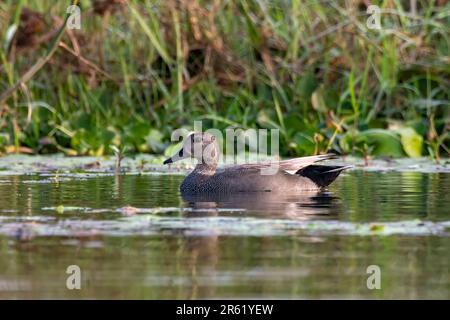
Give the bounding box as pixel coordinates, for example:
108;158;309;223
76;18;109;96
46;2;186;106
275;154;337;174
219;154;336;175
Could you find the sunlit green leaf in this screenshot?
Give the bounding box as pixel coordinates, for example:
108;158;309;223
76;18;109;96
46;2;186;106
395;127;423;158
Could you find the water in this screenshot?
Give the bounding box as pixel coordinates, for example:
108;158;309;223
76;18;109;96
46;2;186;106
0;170;449;299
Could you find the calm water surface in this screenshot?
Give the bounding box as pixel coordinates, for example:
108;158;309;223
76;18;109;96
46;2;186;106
0;171;449;299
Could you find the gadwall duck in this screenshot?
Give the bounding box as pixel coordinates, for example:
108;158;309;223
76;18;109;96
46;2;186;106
163;132;350;195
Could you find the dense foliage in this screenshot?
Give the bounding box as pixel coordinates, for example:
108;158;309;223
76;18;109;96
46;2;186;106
0;0;449;159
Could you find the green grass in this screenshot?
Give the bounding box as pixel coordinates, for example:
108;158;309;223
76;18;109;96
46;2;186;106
0;0;449;159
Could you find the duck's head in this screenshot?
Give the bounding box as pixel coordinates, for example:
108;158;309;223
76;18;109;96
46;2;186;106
163;132;219;166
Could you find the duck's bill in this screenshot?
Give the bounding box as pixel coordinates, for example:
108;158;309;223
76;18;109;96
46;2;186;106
163;148;186;165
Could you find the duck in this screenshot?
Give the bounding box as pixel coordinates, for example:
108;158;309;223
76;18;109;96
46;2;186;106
163;132;350;195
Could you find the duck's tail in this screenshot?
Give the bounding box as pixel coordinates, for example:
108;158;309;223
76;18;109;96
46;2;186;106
296;165;352;188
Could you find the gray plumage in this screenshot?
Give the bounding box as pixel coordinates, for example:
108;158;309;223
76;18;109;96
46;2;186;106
164;132;350;195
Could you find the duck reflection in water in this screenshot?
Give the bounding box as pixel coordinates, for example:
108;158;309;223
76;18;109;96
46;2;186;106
175;190;341;299
181;191;341;219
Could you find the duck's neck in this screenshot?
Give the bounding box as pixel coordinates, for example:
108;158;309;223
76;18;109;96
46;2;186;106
194;161;217;175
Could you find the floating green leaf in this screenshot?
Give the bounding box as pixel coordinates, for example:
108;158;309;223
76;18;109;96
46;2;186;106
395;127;423;158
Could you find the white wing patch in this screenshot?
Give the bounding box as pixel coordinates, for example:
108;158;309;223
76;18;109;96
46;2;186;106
219;154;335;175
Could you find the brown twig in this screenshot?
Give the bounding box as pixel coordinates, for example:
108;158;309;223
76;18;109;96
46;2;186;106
58;41;116;82
0;0;79;106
